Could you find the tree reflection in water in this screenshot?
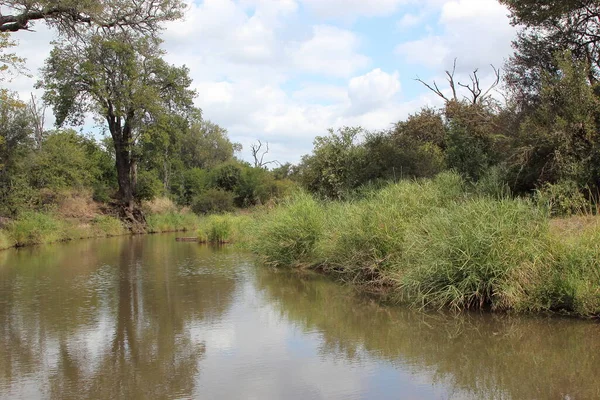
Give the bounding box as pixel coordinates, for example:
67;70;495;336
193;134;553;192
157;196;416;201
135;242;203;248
0;236;238;399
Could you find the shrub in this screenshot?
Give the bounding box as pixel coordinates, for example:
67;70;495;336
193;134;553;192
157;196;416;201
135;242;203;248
135;170;164;201
542;224;600;316
535;180;591;217
192;189;235;215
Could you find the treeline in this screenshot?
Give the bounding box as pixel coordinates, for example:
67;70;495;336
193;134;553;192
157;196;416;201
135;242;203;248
289;1;600;217
0;89;293;219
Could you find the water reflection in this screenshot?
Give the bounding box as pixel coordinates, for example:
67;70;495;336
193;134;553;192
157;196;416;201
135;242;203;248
0;235;238;399
0;236;599;399
253;268;600;400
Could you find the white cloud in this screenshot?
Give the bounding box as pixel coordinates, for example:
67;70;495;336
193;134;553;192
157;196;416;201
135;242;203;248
289;25;370;78
300;0;406;19
348;68;401;115
395;0;515;74
397;13;423;29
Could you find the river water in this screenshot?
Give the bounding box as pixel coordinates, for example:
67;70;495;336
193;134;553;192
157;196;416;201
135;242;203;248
0;234;598;399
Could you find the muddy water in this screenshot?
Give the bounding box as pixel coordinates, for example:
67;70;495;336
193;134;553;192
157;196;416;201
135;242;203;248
0;234;598;399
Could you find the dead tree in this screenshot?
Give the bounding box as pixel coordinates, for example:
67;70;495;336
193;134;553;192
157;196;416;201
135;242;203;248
251;140;279;169
416;59;501;105
28;93;46;148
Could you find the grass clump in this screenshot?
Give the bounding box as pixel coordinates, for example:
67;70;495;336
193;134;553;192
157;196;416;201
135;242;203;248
251;192;324;267
146;211;200;233
8;212;65;247
92;215;126;237
542;224;600;316
399;198;550;311
0;230;14;250
197;214;255;244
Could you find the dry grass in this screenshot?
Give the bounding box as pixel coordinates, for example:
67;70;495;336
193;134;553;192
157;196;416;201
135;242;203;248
549;215;600;237
56;190;100;220
142;197;177;215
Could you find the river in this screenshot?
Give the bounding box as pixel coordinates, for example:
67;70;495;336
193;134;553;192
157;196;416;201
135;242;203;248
0;234;598;399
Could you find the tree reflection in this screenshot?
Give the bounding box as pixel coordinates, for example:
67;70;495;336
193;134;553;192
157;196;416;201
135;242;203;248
0;236;238;399
254;268;600;400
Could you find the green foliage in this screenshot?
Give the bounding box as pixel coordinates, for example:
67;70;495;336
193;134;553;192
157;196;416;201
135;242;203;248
400;198;549;311
181;121;240;169
146;212;200;233
0;229;14;250
27;130;100;190
251;193;324;267
535;180;591;217
91;215;125;237
135;169;164;201
191;189;235;215
8;212;65;246
180;168;210;205
198;215;233;243
297;127;367;199
210;162;242;192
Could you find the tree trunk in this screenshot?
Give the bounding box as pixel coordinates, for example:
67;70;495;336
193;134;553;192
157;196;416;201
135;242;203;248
109;114;146;232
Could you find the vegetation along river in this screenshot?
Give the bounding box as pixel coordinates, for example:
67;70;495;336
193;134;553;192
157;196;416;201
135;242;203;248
0;234;598;400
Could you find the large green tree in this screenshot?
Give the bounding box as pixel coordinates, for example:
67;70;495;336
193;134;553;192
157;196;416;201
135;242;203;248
39;34;195;226
0;0;185;35
501;0;600;105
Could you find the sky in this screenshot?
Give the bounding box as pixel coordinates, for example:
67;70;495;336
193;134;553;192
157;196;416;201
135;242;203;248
5;0;518;165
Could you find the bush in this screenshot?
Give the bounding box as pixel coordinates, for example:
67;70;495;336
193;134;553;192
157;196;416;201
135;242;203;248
199;215;232;243
192;189;235;215
135;170;164;201
535;180;591;217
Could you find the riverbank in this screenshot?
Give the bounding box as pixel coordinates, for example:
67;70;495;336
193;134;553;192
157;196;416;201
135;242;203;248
213;173;600;318
0;196;204;251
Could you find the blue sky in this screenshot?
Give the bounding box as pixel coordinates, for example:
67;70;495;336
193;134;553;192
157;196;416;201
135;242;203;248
7;0;517;164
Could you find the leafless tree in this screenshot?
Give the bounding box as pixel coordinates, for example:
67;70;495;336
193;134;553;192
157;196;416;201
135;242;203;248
28;93;45;148
416;59;501;105
251;140;278;169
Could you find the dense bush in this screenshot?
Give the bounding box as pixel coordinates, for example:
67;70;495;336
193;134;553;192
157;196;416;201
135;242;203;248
191;188;235;214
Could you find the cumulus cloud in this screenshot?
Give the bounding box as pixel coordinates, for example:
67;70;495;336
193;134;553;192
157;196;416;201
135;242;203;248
348;68;401;115
300;0;407;19
289;25;370;78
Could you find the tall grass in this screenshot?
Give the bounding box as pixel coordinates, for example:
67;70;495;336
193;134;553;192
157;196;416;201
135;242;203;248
197;213;255;244
91;215;126;237
251;192;325;267
0;230;14;250
245;172;600;317
9;212;66;247
146;211;200;233
399;198;549;311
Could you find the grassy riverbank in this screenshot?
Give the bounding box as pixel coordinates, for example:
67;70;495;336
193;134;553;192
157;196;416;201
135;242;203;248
211;172;600;318
0;196;203;250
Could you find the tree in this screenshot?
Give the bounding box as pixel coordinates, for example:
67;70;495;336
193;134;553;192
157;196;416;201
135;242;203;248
250;140;278;169
39;34;195;226
298;127;367;199
180;120;240;170
0;0;185;35
501;0;600;106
